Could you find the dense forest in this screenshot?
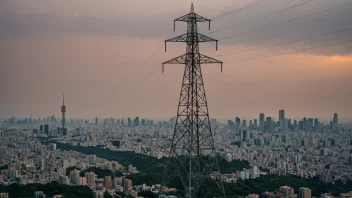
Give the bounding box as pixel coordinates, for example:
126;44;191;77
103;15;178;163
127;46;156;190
56;142;164;173
55;142;251;174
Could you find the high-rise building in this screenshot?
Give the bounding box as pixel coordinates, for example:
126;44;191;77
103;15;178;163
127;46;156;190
314;118;319;131
69;169;80;184
95;118;98;125
259;113;265;131
307;118;313;131
241;130;248;140
254;119;258;129
127;118;131;127
85;172;96;186
252;166;258;178
265;117;272;132
78;177;87;186
113;177;119;187
44;124;49;134
61;94;66;130
58;175;70;185
88;155;96;165
56;167;65;179
133;117;139;127
235;117;241;127
333;113;338;124
279;109;285;130
50;143;56;151
93;191;104;198
293;120;297;130
299;187;311;198
280;186;294;198
123;179;132;192
228;120;235;129
242;120;247;129
104;176;112;189
40;159;46;171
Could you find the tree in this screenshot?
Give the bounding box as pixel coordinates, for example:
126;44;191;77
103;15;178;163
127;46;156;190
104;191;112;198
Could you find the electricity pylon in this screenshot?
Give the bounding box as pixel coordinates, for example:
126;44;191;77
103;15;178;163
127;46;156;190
162;4;226;198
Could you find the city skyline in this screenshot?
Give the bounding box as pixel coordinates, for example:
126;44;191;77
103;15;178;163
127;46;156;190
1;1;352;197
1;0;351;119
0;91;350;122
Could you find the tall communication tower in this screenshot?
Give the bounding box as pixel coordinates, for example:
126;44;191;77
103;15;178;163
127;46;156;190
162;4;225;198
61;93;66;129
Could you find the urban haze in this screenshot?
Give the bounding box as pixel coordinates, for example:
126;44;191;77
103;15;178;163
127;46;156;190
0;0;352;198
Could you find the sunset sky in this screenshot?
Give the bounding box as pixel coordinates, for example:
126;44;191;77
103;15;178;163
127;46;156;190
0;0;351;121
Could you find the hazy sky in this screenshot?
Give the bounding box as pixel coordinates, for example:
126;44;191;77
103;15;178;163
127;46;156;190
0;0;351;121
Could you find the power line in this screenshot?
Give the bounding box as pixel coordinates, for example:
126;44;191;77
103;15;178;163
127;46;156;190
218;27;352;57
194;0;235;9
212;0;270;20
73;1;236;113
209;0;317;34
209;0;237;9
141;1;238;18
220;1;352;41
225;39;352;64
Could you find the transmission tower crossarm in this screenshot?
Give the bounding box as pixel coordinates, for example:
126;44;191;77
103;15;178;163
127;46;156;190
162;54;187;73
175;13;211;23
165;33;218;51
199;53;223;72
162;53;223;73
174;13;211;31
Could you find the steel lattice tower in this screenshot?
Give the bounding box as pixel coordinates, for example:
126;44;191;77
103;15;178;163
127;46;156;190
61;93;66;129
162;4;225;198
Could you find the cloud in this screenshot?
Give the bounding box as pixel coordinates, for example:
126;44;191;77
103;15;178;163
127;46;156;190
0;0;351;120
1;0;351;57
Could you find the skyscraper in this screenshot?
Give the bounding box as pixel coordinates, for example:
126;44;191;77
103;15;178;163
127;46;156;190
307;118;314;131
280;186;294;198
242;119;247;129
279;108;285;130
123;179;132;192
228;120;235;129
69;169;80;184
61;94;66;130
333;113;338;124
299;187;311;198
259;113;265;131
104;176;112;189
127;118;131;127
314;118;319;131
88;154;96;165
133;117;139;127
85;172;96;186
254;119;258;129
235;117;241;127
265;117;272;132
95;117;98;125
